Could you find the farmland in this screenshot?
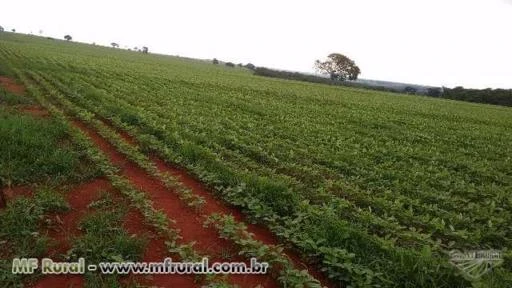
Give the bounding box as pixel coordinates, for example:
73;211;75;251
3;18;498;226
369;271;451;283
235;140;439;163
0;32;511;287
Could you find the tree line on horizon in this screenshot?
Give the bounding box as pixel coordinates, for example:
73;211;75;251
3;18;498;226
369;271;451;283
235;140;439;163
225;52;512;107
212;52;511;107
250;65;512;107
2;28;510;107
63;35;149;54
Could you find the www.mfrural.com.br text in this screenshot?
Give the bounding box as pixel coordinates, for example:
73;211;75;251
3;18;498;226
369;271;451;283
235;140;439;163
12;257;269;275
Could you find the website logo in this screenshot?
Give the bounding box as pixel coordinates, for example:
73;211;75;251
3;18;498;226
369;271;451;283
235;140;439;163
449;250;503;280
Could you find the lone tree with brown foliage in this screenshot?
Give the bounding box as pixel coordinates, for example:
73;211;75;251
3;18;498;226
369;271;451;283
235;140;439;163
315;53;361;81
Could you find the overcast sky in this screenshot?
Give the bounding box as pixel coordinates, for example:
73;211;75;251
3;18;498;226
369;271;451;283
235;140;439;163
1;0;511;88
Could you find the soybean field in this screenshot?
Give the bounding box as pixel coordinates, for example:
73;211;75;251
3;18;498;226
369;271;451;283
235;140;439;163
0;32;511;287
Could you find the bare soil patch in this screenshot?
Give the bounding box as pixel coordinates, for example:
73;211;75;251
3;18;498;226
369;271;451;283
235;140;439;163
72;120;279;287
0;76;26;95
18;105;50;117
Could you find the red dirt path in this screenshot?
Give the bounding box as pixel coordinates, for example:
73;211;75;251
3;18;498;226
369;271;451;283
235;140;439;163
29;178;197;288
1;185;33;208
115;123;333;287
0;76;49;117
29;179;111;288
122;208;198;286
0;76;25;95
19;105;50;117
1;77;198;287
72;120;278;288
3;76;332;287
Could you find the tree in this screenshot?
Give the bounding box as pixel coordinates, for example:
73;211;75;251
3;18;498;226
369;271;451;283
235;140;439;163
11;29;15;33
64;35;72;41
404;86;417;94
111;42;119;48
245;63;256;70
0;26;4;32
315;53;361;81
212;58;219;65
142;46;149;54
426;87;442;97
225;62;235;67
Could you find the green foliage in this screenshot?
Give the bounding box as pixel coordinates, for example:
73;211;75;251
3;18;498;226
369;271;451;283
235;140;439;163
68;210;145;264
443;86;512;106
315;53;361;81
34;187;70;212
0;108;89;186
205;214;322;287
0;86;32;105
15;72;221;285
0;188;69;286
65;192;145;287
1;32;511;287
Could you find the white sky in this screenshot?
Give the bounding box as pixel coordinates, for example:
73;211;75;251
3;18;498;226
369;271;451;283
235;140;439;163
1;0;511;88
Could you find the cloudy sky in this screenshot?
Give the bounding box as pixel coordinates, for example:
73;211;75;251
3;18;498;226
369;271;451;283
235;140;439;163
1;0;511;88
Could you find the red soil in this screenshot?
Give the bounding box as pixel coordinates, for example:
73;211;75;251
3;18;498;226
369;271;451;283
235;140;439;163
121;208;198;287
19;105;50;117
116;124;333;287
1;76;329;287
72;120;279;288
0;75;48;117
0;76;25;95
0;77;197;287
117;127;285;244
30;178;196;288
1;185;33;208
48;179;112;256
29;179;111;288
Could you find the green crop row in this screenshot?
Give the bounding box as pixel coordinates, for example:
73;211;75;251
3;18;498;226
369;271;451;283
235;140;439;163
26;69;324;287
32;68;470;287
14;70;218;285
1;32;511;287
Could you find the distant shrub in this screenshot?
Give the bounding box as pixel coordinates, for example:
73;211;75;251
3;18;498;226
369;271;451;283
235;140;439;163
442;87;512;106
225;62;235;68
254;67;341;85
404;86;417;94
245;63;256;70
426;87;442;97
212;58;219;65
254;67;413;93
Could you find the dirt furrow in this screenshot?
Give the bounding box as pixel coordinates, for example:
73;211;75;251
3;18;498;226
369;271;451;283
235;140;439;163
2;76;197;287
71;120;278;288
111;120;332;287
29;179;109;288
